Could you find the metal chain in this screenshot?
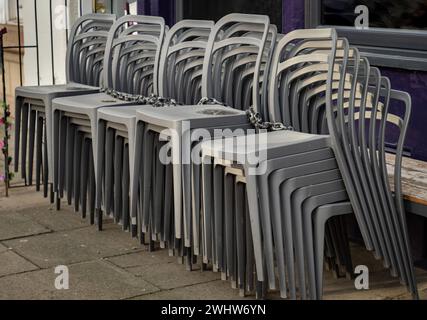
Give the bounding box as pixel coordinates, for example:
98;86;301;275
100;88;179;107
100;90;289;131
246;106;293;132
198;97;229;107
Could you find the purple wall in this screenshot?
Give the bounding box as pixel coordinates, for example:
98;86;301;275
138;0;176;26
282;0;304;32
281;0;427;161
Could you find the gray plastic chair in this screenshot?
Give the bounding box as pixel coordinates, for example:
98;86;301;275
14;13;116;198
199;28;342;297
130;14;274;266
94;19;215;238
202;28;420;300
201;29;378;295
52;15;166;213
309;89;418;299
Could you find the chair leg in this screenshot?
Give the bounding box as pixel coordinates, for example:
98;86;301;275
235;179;246;296
35;115;43;191
43;123;49;198
28;110;37;186
21;104;29;184
56;116;67;210
88;144;96;225
142;131;155;233
114;135;124;224
105;128;115;217
163;163;173;246
95;121;106;231
213;164;224;271
58;117;67;199
154;139;165;236
14;97;23;173
80;139;90;219
122;143;130;231
244;186;254;293
66;123;75;205
73;131;83;213
224;172;234;277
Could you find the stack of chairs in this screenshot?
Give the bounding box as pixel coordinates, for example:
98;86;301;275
14;12;419;300
14;14;116;200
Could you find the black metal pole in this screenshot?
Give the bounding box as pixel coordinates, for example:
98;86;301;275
1;28;9;196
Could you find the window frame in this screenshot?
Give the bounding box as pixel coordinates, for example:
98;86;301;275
305;0;427;71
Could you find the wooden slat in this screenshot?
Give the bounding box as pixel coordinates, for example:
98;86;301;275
386;153;427;206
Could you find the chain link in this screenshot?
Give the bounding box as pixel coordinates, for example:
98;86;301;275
198;97;229;107
246;107;293;132
100;88;179;107
101;90;289;131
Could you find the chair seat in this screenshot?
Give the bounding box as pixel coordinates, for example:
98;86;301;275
16;83;98;99
136;104;247;129
98;105;143;123
53;93;133;113
202;130;330;161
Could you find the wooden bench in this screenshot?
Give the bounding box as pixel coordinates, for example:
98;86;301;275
386;153;427;217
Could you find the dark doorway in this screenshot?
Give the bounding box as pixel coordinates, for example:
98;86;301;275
182;0;283;31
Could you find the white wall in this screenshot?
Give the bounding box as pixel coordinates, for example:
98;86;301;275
22;0;137;86
22;0;79;85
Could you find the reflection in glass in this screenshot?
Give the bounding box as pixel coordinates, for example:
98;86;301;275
183;0;282;30
321;0;427;30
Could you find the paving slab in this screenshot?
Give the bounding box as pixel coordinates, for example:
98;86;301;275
18;205;90;232
3;224;144;268
0;212;51;241
127;262;221;290
0;186;48;211
0;249;39;277
0;243;7;253
0;260;159;300
130;280;249;300
106;249;176;268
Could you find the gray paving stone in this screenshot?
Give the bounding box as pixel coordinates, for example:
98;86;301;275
127;262;221;290
19;205;89;232
0;186;48;211
4;224;144;268
106;249;176;268
0;250;39;277
0;212;51;241
0;260;159;300
131;280;249;300
0;243;7;253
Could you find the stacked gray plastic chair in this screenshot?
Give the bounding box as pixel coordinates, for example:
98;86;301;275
200;29;342;298
130;14;274;273
51;15;166;221
14;13;116;199
199;27;418;299
94;19;215;236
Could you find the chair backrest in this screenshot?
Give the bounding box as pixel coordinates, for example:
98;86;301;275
66;13;116;86
158;19;214;104
224;25;278;116
201;14;272;112
268;28;338;126
103;15;166;95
